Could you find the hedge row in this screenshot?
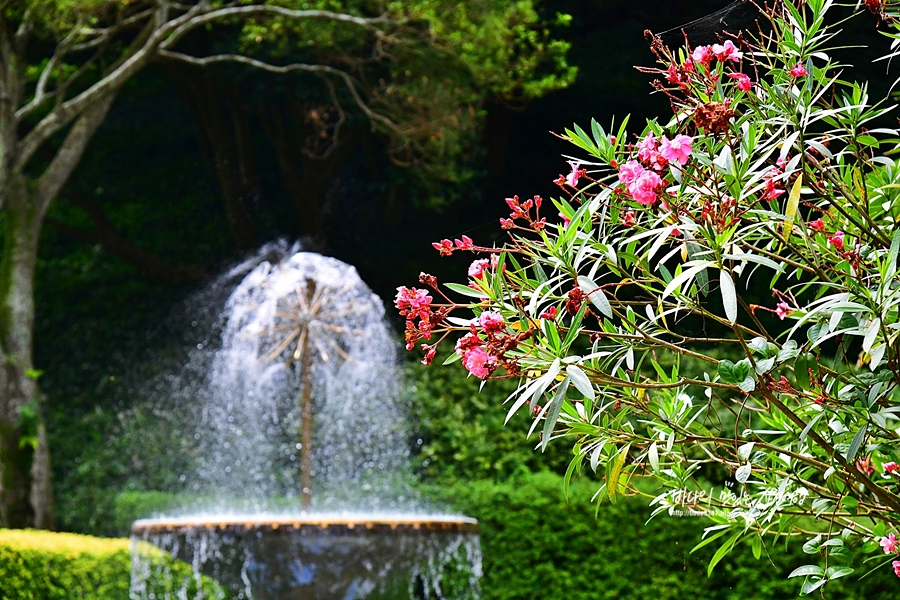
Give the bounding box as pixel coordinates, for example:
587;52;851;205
429;472;898;600
113;472;899;600
0;529;223;600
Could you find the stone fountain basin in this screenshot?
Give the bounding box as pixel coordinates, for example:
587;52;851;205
131;515;481;600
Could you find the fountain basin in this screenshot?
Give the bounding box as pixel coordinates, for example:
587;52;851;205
131;515;481;600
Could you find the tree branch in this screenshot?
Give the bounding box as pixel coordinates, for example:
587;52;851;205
13;3;393;176
34;93;116;217
46;195;206;287
157;50;403;142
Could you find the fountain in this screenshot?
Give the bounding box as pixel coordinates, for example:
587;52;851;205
129;248;481;599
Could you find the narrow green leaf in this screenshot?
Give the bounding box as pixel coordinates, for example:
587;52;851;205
648;441;659;472
750;535;762;560
719;269;737;324
577;276;612;318
782;176;803;239
607;444;629;502
799;412;823;445
540;378;568;451
566;364;595;400
846;425;867;462
444;282;488;299
708;531;742;577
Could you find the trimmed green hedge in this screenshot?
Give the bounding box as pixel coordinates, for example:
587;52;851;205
0;529;223;600
115;473;899;599
430;472;899;600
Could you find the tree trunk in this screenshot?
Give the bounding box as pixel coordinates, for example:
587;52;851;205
0;92;114;528
0;177;52;528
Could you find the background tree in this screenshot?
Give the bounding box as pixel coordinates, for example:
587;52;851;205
0;0;573;529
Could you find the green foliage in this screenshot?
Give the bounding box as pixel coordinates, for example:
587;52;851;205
234;0;576;199
0;528;224;600
406;352;571;482
432;471;899;600
398;0;900;591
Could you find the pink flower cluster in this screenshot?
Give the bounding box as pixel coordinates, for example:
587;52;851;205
618;133;693;206
727;72;752;92
775;302;791;321
432;235;474;256
885;461;899;474
500;195;546;231
395;285;437;357
619;161;662;205
761;158;787;201
789;62;808;78
469;254;500;281
454;312;506;379
879;533;900;577
666;41;748;93
828;231;844;251
395;286;432;323
882;533;898;554
692;40;743;65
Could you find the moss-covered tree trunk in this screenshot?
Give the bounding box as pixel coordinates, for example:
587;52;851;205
0;178;51;528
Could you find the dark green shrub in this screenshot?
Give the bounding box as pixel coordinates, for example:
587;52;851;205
406;355;571;482
431;472;899;600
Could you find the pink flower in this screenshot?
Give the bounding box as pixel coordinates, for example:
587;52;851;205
432;239;454;256
712;40;743;62
478;311;505;333
881;533;898;554
628;171;663;205
828;231;844;251
499;218;514;229
727;72;752;91
857;456;874;476
692;45;713;65
395;287;432;321
566;161;582;187
763;178;785;201
808;218;825;232
540;306;558;319
468;258;490;279
461;347;495;379
775;302;791;321
660;134;693;166
789;62;808;78
636;133;664;168
454;235;474;251
886;461;899;474
618;160;645;185
666;64;688;88
559;212;571;227
421;344;436;366
622;211;637;227
505;195;527;219
894;560;900;578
